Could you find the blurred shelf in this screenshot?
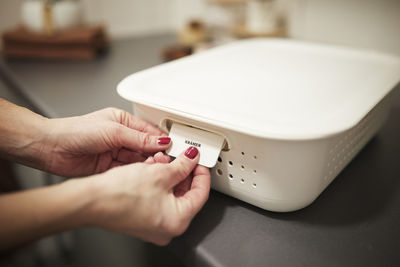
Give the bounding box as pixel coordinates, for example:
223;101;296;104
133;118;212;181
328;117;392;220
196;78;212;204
233;24;286;38
206;0;247;6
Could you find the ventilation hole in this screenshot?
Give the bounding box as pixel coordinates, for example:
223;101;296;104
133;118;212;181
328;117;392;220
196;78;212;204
252;183;257;188
253;170;257;174
217;169;223;176
228;161;233;166
218;157;222;162
228;174;233;180
240;165;245;170
241;151;245;155
253;156;257;160
240;178;245;183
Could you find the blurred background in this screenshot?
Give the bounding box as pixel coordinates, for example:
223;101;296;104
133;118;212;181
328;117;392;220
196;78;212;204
0;0;399;58
0;0;399;266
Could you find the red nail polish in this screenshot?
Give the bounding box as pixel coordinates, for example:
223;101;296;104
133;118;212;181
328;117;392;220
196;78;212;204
157;137;171;145
185;146;198;159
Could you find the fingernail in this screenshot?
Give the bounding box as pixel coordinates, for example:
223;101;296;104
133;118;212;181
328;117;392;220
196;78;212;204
185;146;198;159
157;137;171;145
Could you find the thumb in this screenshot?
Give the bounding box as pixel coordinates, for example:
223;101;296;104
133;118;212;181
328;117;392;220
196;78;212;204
116;125;171;153
165;146;200;188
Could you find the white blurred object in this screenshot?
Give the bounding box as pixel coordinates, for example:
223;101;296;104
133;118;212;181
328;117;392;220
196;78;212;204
21;0;82;33
52;0;82;30
206;5;234;29
21;0;43;32
246;0;278;34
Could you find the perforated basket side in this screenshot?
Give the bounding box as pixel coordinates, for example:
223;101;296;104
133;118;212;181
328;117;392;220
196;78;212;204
322;96;391;185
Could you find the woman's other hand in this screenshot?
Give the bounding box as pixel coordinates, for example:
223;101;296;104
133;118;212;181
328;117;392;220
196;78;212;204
40;107;171;177
85;147;211;245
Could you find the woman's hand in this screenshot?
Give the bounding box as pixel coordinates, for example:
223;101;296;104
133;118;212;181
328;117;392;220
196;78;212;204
0;99;211;249
0;147;210;250
40;107;171;177
85;146;210;245
0;99;171;177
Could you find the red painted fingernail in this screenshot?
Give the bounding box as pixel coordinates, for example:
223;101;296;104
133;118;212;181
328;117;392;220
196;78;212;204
185;146;198;159
157;137;171;145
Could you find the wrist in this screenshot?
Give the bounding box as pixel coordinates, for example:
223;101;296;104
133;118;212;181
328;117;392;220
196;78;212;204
24;116;52;168
58;177;102;228
75;171;134;229
18;115;52;171
0;99;51;169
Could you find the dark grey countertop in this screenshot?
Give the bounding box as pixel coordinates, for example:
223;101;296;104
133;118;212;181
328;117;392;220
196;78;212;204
1;34;400;267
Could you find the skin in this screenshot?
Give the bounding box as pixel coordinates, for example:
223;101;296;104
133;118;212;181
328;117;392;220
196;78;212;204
0;98;211;251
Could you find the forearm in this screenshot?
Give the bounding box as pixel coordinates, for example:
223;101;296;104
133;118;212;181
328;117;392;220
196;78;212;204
0;178;95;251
0;98;49;170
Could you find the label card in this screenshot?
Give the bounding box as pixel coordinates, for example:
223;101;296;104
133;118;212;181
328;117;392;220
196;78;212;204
166;123;225;168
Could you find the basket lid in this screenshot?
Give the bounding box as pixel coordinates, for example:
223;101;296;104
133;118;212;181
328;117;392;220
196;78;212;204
117;39;400;140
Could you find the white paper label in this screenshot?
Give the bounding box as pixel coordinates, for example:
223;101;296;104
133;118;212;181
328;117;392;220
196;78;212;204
166;123;225;168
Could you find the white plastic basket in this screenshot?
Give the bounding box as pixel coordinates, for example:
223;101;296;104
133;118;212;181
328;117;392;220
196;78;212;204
117;39;400;212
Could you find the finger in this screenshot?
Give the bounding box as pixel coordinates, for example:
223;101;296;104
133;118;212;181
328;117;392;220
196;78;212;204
144;156;156;164
177;165;211;216
103;107;165;135
118;110;165;136
154;152;171;163
109;161;124;169
140;150;168;159
129;117;165;136
117;148;147;163
145;152;170;164
165;146;199;188
117;126;171;153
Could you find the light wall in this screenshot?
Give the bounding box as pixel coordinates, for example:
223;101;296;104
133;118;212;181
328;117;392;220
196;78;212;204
0;0;399;56
82;0;175;37
287;0;400;56
0;0;24;37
